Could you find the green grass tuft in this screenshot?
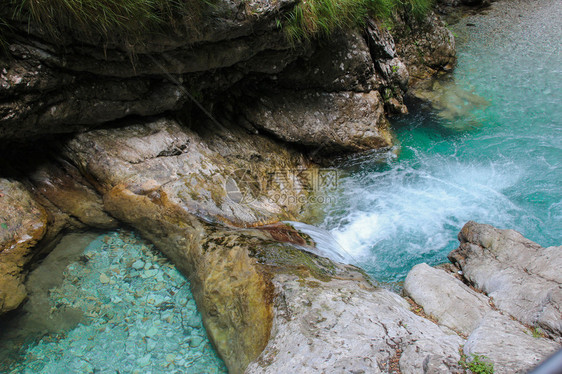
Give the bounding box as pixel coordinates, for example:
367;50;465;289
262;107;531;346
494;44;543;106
283;0;435;44
459;353;495;374
0;0;210;49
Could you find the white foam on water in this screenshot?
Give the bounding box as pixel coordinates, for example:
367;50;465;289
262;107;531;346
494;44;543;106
323;155;528;280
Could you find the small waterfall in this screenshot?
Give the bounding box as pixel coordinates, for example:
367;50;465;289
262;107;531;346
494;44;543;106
283;221;355;264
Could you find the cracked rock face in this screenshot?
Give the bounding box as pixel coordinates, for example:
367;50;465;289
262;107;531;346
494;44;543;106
450;221;562;339
404;221;561;373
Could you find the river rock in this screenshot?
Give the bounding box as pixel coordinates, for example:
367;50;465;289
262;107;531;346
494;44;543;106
239;89;392;154
28;161;117;229
59;114;466;374
402;223;562;373
0;179;47;314
463;313;559;374
404;263;491;336
449;221;562;339
1;1;458;371
99;273;110;284
246;274;464;373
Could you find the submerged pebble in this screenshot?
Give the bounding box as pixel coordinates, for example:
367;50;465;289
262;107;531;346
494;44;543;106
6;231;227;373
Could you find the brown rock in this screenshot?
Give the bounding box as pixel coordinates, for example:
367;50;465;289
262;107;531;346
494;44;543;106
0;179;47;313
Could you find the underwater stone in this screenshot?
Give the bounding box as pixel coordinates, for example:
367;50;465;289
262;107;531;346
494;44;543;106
146;326;158;337
144;269;157;277
137;353;151;367
190;336;204;348
99;273;110;284
132;260;144;270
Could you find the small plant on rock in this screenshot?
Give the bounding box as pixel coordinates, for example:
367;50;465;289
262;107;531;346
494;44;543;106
459;353;494;374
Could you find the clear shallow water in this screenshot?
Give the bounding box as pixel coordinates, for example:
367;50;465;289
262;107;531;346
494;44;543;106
321;0;562;282
1;231;227;373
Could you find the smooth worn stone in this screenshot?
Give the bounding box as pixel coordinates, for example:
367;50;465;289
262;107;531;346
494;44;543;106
246;274;464;374
132;260;145;270
404;263;491;336
146;326;158;337
99;273;110;284
464;312;559;374
449;221;562;339
137;354;152;367
0;179;47;314
28;161;118;229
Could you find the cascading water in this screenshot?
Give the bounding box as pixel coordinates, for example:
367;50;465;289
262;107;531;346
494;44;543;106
282;221;356;264
321;0;562;282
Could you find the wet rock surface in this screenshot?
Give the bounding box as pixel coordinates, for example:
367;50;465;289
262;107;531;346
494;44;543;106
0;179;47;314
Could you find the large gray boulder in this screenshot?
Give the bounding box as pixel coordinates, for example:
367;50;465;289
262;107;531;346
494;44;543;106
449;221;562;339
404;263;491;336
240;89;392;154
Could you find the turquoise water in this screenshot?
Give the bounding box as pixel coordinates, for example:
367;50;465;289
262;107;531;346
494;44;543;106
1;231;227;373
322;0;562;282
